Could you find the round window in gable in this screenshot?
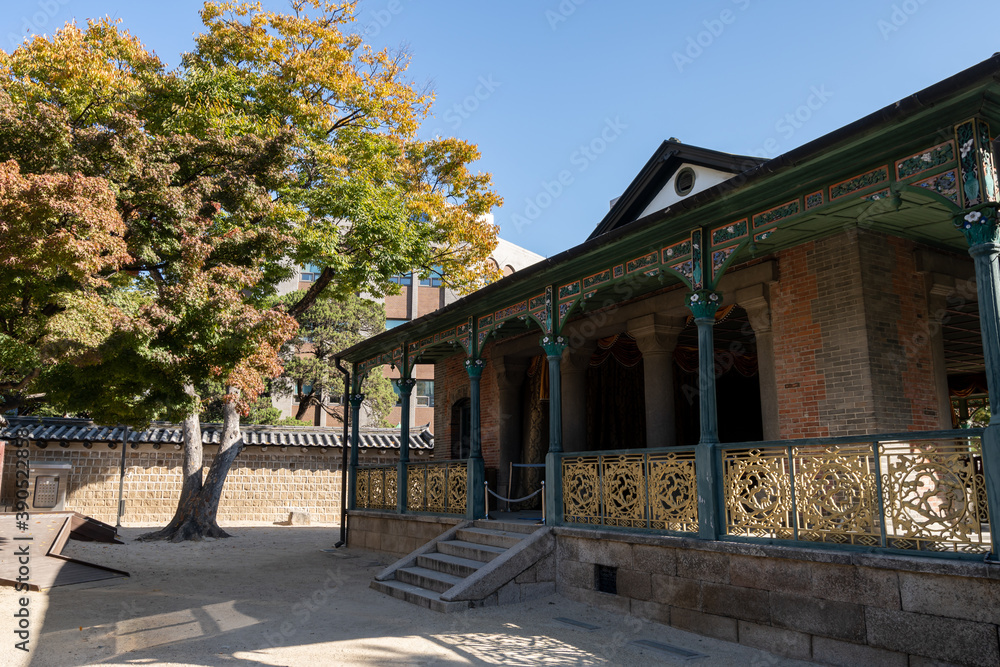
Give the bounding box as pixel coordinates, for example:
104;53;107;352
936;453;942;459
674;167;696;197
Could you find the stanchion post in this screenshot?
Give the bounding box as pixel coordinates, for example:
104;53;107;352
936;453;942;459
484;481;489;520
541;480;546;524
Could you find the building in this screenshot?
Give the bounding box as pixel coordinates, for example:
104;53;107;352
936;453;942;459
271;228;543;429
335;56;1000;665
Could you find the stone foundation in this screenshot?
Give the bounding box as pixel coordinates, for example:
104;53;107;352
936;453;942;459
554;527;1000;667
347;510;463;555
352;514;1000;665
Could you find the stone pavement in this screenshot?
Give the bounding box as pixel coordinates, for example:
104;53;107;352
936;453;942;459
0;524;816;666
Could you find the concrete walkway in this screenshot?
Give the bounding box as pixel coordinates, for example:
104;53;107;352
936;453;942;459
0;523;816;666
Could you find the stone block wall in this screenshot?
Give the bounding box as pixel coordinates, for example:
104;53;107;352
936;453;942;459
1;443;426;525
770;229;943;438
554;526;1000;667
474;550;556;608
346;510;462;556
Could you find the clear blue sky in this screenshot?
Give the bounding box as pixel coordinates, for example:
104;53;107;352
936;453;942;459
2;0;996;257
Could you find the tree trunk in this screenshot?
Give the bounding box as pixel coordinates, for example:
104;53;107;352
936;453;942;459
294;392;313;421
138;388;244;542
197;396;244;531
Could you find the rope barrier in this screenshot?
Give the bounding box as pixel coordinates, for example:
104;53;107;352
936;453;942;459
486;486;543;504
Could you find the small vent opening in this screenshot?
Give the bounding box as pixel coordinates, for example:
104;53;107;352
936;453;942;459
33;476;60;509
674;167;696;196
594;564;618;594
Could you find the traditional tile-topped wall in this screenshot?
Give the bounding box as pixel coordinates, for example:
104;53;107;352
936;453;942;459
0;444;426;525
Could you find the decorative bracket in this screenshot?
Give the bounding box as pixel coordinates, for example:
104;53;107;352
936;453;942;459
955;118;999;208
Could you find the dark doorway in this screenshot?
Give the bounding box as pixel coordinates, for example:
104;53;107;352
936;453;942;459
513;355;550;507
450;398;471;459
673;305;763;445
585;333;646;450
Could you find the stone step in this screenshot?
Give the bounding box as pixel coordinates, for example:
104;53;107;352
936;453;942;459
456;526;526;549
417;552;485;578
437;539;506;563
474;519;543;534
370;579;470;613
395;566;464;594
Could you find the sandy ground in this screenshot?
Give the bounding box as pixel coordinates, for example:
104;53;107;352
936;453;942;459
0;522;817;667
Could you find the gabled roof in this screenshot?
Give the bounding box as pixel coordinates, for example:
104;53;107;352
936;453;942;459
587;141;765;240
0;416;434;450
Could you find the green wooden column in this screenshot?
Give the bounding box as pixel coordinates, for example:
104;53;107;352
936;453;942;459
689;290;722;540
465;358;486;519
394;376;416;513
542;335;567;526
956;206;1000;555
347;392;365;511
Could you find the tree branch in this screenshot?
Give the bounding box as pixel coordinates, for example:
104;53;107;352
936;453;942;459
286;266;336;318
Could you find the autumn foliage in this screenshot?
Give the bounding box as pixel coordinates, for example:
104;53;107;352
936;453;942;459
0;1;502;539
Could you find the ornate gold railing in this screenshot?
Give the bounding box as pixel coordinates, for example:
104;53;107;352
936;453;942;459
406;460;467;514
561;449;699;532
722;432;991;554
354;464;397;511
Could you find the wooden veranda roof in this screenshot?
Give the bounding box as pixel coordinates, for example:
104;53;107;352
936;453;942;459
339;54;1000;372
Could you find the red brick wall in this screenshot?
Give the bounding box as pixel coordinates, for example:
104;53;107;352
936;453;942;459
770;230;942;438
860;233;941;432
771;241;832;438
433;343;500;470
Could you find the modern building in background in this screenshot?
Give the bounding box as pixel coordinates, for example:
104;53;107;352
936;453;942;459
272;226;543;429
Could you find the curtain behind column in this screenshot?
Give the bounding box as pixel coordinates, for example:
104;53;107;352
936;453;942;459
516;355;548;506
585;333;646;450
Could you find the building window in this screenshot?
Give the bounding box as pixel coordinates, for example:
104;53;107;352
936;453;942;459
301;264;322;282
389;272;412;286
386;318;408;329
419;266;444;287
416;380;434;407
296;381;314;398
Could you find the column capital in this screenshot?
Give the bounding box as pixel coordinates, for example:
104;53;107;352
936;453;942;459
629;314;685;355
465;357;485;378
541;335;568;358
736;284;772;335
393;378;416;394
956;206;1000;247
348;393;365;407
687;290;722;321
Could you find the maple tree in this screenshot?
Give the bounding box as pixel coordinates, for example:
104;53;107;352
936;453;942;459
0;1;502;540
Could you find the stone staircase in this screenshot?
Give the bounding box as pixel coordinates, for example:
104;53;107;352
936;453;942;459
371;519;554;612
